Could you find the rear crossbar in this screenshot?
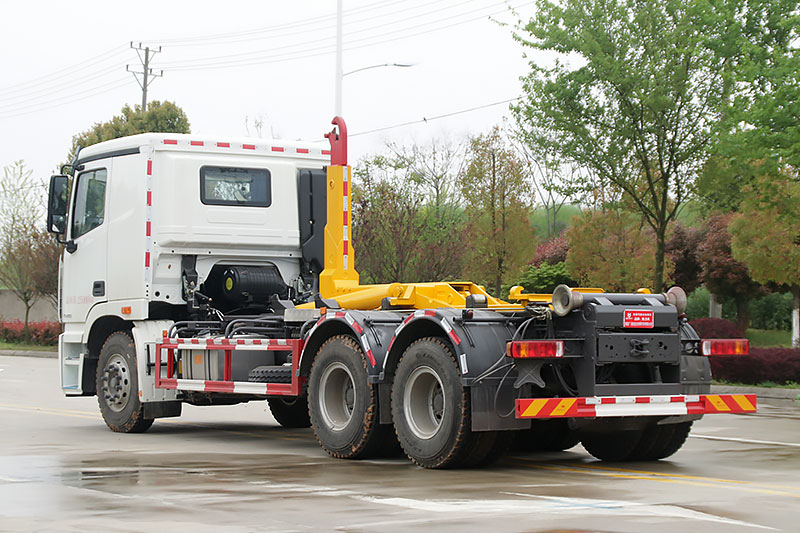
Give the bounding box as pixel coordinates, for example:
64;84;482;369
154;337;305;396
515;394;757;419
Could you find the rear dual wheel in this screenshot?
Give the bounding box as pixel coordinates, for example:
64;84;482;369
580;421;693;462
308;335;395;459
391;337;507;468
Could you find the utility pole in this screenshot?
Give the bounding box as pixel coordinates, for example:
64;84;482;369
127;42;162;112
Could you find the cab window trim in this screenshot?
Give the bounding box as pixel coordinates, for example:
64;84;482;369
71;167;108;239
200;165;272;207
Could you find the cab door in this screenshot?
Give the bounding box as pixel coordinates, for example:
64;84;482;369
61;161;110;324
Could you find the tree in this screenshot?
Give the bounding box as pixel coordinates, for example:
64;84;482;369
532;235;569;267
0;161;46;331
718;1;800;170
565;209;662;292
696;214;762;331
513;0;739;292
461;127;534;296
28;229;62;310
729;173;800;347
665;222;706;294
67;100;190;162
352;156;426;284
388;140;468;282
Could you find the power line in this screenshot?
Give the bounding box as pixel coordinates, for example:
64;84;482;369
164;1;532;72
141;0;418;47
0;77;131;120
351;97;522;137
0;45;128;97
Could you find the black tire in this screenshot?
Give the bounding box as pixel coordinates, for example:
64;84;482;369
516;420;581;452
96;331;153;433
308;335;389;459
630;422;693;461
581;429;643;462
267;396;311;428
391;337;488;469
476;431;515;467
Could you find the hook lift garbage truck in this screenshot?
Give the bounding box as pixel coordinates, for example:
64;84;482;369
46;117;755;468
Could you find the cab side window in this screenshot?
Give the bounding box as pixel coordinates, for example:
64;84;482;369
71;168;108;238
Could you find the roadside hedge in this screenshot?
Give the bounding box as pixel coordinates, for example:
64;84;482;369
0;320;61;346
690;318;800;385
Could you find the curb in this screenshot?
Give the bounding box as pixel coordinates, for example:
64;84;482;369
711;384;800;400
0;349;57;359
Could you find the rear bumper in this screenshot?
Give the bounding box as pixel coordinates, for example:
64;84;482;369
515;394;757;419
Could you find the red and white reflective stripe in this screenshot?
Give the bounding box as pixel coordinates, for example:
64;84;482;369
343;312;363;334
440;318;461;345
144;156;153;285
158;378;291;395
159;138;328;157
164;337;291;349
342;167;350;270
516;394;757;419
361;334;376;366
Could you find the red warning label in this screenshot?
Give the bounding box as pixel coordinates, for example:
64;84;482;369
623;309;654;328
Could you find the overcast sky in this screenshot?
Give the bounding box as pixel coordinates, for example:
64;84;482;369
0;0;538;183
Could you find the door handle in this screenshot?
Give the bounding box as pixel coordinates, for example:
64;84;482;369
93;281;105;297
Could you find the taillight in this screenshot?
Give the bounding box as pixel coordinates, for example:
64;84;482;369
507;340;565;358
701;339;749;356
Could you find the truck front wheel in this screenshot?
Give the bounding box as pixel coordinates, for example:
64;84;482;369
308;335;388;459
392;337;497;469
96;331;153;433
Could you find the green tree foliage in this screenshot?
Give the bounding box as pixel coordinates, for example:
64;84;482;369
566;209;663;292
729;173;800;347
67;101;190;162
513;0;739;292
515;262;576;294
719;1;800;169
461;127;534;296
696;214;762;331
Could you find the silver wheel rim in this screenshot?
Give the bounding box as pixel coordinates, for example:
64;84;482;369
404;365;445;440
102;353;131;412
318;362;356;431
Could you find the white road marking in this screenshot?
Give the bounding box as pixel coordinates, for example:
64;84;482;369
691;434;800;448
353;493;774;530
519;483;570;488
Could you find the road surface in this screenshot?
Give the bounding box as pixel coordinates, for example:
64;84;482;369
1;355;798;532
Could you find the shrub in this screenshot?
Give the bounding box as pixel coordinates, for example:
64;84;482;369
749;292;793;330
710;348;800;385
532;236;569;267
0;320;61;345
689;318;744;339
514;261;577;294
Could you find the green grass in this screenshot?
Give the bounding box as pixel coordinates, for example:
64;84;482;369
0;341;56;352
714;379;800;390
745;328;793;348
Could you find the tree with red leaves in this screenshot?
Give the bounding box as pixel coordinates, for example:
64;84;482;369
665;223;706;294
696;214;762;331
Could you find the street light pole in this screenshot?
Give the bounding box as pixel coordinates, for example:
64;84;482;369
335;0;343;117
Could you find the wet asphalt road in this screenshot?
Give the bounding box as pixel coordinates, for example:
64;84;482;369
1;355;798;533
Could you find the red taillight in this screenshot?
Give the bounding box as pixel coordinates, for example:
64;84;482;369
701;339;749;356
507;340;565;358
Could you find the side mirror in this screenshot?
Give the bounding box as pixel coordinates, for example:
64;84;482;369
47;175;69;235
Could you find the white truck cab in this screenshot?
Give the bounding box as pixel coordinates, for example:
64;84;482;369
49;133;329;396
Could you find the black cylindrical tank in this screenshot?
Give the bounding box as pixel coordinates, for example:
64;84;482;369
221;266;289;303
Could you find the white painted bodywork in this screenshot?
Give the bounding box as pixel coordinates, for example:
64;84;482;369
58;133;328;396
